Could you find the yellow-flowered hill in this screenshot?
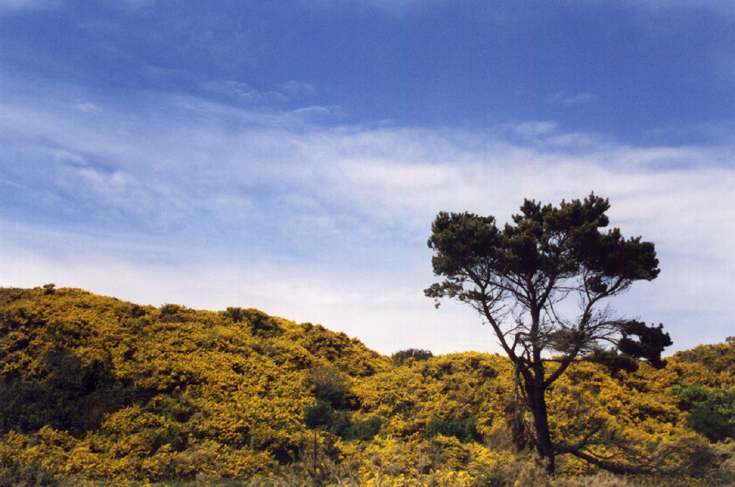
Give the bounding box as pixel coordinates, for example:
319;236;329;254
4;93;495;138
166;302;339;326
0;285;733;486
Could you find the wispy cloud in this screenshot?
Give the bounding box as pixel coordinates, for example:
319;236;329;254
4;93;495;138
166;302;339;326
1;80;733;353
73;102;102;113
203;80;289;104
549;92;598;106
0;0;57;12
280;80;317;98
504;121;559;138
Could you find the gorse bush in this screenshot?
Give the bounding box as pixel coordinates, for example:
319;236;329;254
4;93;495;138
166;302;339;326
0;287;733;484
391;348;434;365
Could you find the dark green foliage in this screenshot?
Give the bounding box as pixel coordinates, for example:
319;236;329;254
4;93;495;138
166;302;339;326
331;411;352;437
307;365;354;410
129;304;147;318
0;348;144;435
158;304;187;323
392;348;434;365
303;401;352;438
672;384;735;442
224;306;246;323
587;348;639;374
468;356;498;378
343;416;382;441
224;307;283;336
424;416;482;443
304;366;352;434
243;308;283;337
426;195;659;308
304;400;335;429
304;365;374;440
618;321;672;368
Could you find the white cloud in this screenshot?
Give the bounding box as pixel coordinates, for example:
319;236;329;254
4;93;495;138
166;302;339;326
1;85;733;354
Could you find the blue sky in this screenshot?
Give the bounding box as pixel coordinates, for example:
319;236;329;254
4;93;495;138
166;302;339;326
1;0;733;354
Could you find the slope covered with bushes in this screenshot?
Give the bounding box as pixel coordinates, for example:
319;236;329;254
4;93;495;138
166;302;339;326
0;286;733;486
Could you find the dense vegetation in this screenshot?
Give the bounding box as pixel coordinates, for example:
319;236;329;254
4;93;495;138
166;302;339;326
0;286;733;486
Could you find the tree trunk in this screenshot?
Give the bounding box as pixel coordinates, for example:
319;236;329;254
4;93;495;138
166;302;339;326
526;382;556;474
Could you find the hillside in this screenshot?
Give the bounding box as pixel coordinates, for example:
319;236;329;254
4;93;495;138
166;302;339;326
0;286;733;486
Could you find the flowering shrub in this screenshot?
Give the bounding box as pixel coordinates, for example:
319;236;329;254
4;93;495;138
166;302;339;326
0;287;732;484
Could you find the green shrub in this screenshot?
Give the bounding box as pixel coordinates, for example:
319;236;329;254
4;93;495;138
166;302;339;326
307;366;353;409
304;400;335;429
342;416;381;441
672;384;735;442
424;416;482;443
391;348;433;366
159;304;187;323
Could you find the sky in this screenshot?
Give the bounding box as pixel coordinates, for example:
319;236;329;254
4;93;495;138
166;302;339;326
1;0;733;355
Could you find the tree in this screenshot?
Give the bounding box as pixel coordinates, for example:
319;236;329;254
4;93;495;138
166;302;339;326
425;194;671;473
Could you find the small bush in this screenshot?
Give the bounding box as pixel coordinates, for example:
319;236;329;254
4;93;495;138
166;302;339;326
343;416;382;441
391;348;433;366
304;400;335;429
224;306;246;323
303;401;351;438
240;309;283;337
307;366;353;410
159;304;187;323
424;416;482;443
